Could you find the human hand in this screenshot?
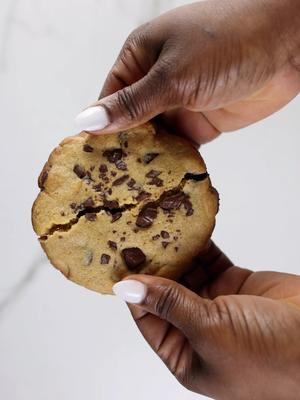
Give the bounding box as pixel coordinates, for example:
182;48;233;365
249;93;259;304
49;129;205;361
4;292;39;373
113;241;300;399
76;0;300;145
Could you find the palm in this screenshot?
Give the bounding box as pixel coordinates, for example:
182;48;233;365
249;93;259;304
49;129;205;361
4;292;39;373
128;242;300;397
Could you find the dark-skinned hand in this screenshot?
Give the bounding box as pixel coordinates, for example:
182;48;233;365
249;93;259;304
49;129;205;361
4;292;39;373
76;0;300;144
113;242;300;400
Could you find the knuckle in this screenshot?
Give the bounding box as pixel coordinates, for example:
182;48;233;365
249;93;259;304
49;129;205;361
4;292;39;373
116;86;139;121
154;285;181;320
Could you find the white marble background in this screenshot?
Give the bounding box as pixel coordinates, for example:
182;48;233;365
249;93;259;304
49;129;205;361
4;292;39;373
0;1;299;399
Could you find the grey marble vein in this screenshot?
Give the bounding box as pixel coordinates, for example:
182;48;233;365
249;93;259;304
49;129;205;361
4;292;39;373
0;254;45;319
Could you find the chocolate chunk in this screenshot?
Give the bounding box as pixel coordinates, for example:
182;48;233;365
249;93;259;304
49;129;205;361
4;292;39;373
161;230;170;239
162;242;170;248
143;152;159;164
99;164;108;173
70;202;77;210
148;177;163;187
152;234;160;240
83;144;94;152
115;160;128;171
90;165;95;171
103;148;123;163
85;213;97;221
60;211;65;216
127;178;136;188
174;246;179;252
112;174;129;186
83;249;93;266
108;240;117;250
135;191;151;202
38;168;49;189
160;191;185;210
184;172;208;181
183;196;194;216
73;164;86;179
111;171;117;177
100;254;110;264
82;197;95;208
136;205;158;228
137;158;142;163
124;141;128;148
104;199;119;209
107;188;112;195
146;170;161;178
121;237;126;242
122;247;146;270
111;211;122;223
93;183;103;192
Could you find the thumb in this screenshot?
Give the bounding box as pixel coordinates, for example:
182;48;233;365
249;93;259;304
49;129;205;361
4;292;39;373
113;275;211;340
75;64;177;134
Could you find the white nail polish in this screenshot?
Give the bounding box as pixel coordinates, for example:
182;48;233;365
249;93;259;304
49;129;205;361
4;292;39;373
113;280;147;304
75;106;109;132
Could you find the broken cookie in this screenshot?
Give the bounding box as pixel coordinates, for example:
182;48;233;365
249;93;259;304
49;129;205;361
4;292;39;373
32;122;219;294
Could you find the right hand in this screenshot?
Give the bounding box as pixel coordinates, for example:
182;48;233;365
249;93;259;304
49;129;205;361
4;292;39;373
85;0;300;144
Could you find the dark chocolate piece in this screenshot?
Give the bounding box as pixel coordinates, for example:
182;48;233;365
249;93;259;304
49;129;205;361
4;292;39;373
111;212;122;223
73;164;86;179
136;205;158;228
161;230;170;239
148;176;163;187
104;199;119;209
145;170;161;178
115;160;128;171
103;148;123;163
100;254;111;264
122;247;146;270
38;168;49;189
160;191;185;210
83;144;94;153
82;197;95;208
135;191;151;202
143;152;159;164
127;178;136;188
112;174;129;186
162;242;170;248
85;213;97;221
152;234;160;240
108;240;117;250
184;172;208;181
99;164;108;173
183;197;194;216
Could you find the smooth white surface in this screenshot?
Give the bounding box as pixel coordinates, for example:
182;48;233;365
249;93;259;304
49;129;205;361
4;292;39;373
75;106;109;132
0;1;299;400
113;280;147;304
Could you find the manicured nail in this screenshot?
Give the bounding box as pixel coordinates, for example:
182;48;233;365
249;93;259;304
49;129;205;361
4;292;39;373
113;280;147;304
75;106;109;132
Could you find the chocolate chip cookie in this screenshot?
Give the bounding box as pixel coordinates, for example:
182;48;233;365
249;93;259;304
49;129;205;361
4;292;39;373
32;123;219;294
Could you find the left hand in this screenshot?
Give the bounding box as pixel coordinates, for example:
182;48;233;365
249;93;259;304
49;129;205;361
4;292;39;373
113;241;300;399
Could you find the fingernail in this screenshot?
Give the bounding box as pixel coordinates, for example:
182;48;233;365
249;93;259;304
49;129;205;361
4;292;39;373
113;280;147;304
75;106;109;132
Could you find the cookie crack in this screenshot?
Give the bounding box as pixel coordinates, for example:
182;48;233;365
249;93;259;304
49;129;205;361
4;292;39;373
39;172;208;241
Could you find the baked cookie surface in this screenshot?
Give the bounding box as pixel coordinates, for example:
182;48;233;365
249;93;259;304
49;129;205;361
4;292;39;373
32;123;218;294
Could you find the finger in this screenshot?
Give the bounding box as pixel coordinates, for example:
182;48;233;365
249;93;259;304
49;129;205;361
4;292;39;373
99;26;158;99
162;108;221;145
76;60;177;135
127;303;195;384
113;276;210;342
182;241;233;292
